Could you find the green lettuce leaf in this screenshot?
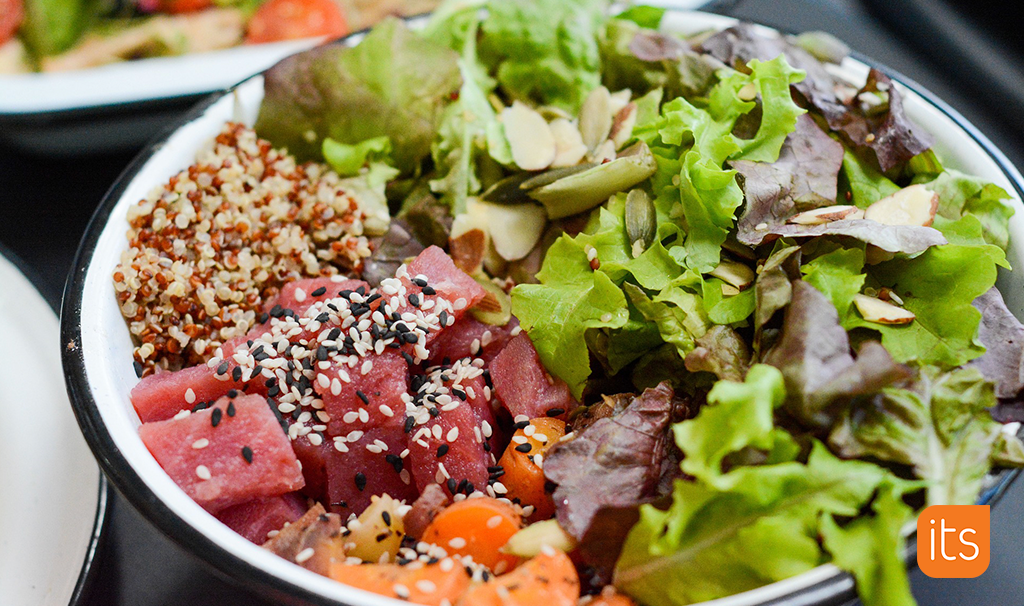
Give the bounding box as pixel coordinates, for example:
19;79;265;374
729;56;807;163
480;0;606;112
842;148;901;208
830;366;1006;506
801;246;866;323
674;364;787;484
821;480;916;606
701;277;755;325
615;5;666;28
614;441;885;606
256;18;461;171
511;236;629;398
624;281;710;360
322;136;393;176
847;244;997;367
923;169;1014;250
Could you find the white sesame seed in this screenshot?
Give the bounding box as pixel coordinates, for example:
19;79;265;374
511;436;528;445
308;433;323;446
523;424;536;437
358;409;370;423
379;404;394;417
343;411;359;424
295;547;315;563
184;388;196;404
431;425;443;440
393;584;410;599
448;537;467;549
486;515;503;529
361;359;373;375
446;427;459;442
173;410;191;420
481;421;493;438
346;430;364;442
415;580;437;594
195;465;211;480
278;402;296;414
453;298;467;310
191;438;209;449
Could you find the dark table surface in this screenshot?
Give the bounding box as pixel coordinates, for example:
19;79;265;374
3;0;1024;604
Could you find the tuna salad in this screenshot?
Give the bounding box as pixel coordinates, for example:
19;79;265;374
115;2;1024;606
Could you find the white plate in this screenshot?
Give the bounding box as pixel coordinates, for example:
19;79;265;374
62;8;1024;606
0;251;106;605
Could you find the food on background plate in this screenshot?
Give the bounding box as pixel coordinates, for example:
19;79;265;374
112;1;1024;606
0;0;438;73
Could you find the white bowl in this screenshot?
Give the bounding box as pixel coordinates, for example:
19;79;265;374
61;10;1024;606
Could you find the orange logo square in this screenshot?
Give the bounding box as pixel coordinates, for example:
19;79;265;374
917;505;990;578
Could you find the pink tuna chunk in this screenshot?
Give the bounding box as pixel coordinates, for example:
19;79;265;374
489;333;577;421
139;394;305;513
215;492;308;544
131;364;243;423
321;351;409;435
323;424;416;515
428;316;519;365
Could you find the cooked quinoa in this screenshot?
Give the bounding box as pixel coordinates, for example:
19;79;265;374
113;122;390;374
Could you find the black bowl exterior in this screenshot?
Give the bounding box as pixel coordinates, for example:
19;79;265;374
59;22;1024;606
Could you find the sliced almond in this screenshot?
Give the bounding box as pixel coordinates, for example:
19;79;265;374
449;228;487;275
579;86;613;152
787;205;863;225
864;184;939;227
853;294;915;325
609;89;633;116
610;102;638;150
548;118;589;168
479;200;548;261
589;139;617;164
721;283;741;297
709;260;756;290
501;102;556;171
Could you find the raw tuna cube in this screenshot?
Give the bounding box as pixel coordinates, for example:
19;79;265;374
131;364;238;423
490;333;577;421
428;316;519;364
266;277;369;316
290;433;331;502
215;492;308;544
321;351;409;435
407;246;486;310
383;247;487;348
324;424;417;515
139;394;305;512
406;399;491;498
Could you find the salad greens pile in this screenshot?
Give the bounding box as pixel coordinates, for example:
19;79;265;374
252;2;1024;605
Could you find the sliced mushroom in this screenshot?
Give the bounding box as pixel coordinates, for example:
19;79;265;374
853;293;915;325
864;184;939;227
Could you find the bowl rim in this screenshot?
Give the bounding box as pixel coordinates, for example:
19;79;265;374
60;11;1024;606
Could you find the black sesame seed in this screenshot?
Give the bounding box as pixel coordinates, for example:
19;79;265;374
412;277;428;287
408;294;420;307
375;532;390;542
354;472;367;492
258;312;269;324
464;482;474;494
436;444;449;458
482;369;493;388
211;407;223;427
483;441;491;452
267;386;280;397
404;416;416;433
217;361;229;376
401;351;415;365
438;310;448;326
487;466;503;473
515;443;532;453
228;389;238;398
514;420;530;430
316;346;328;361
133;360;143;378
269;305;284;318
456;478;468;494
446;478;458;493
356;390;369;405
386;454;403;472
452;389;467;401
241;446;253;464
382;511;392;526
311;286;327;297
422;286;436;295
546;408;566;417
227;402;236;417
328;327;342;341
232;366;242;382
429;407;440;418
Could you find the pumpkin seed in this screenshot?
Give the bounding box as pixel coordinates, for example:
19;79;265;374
528;141;658;219
469;277;512;326
625;189;656;258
